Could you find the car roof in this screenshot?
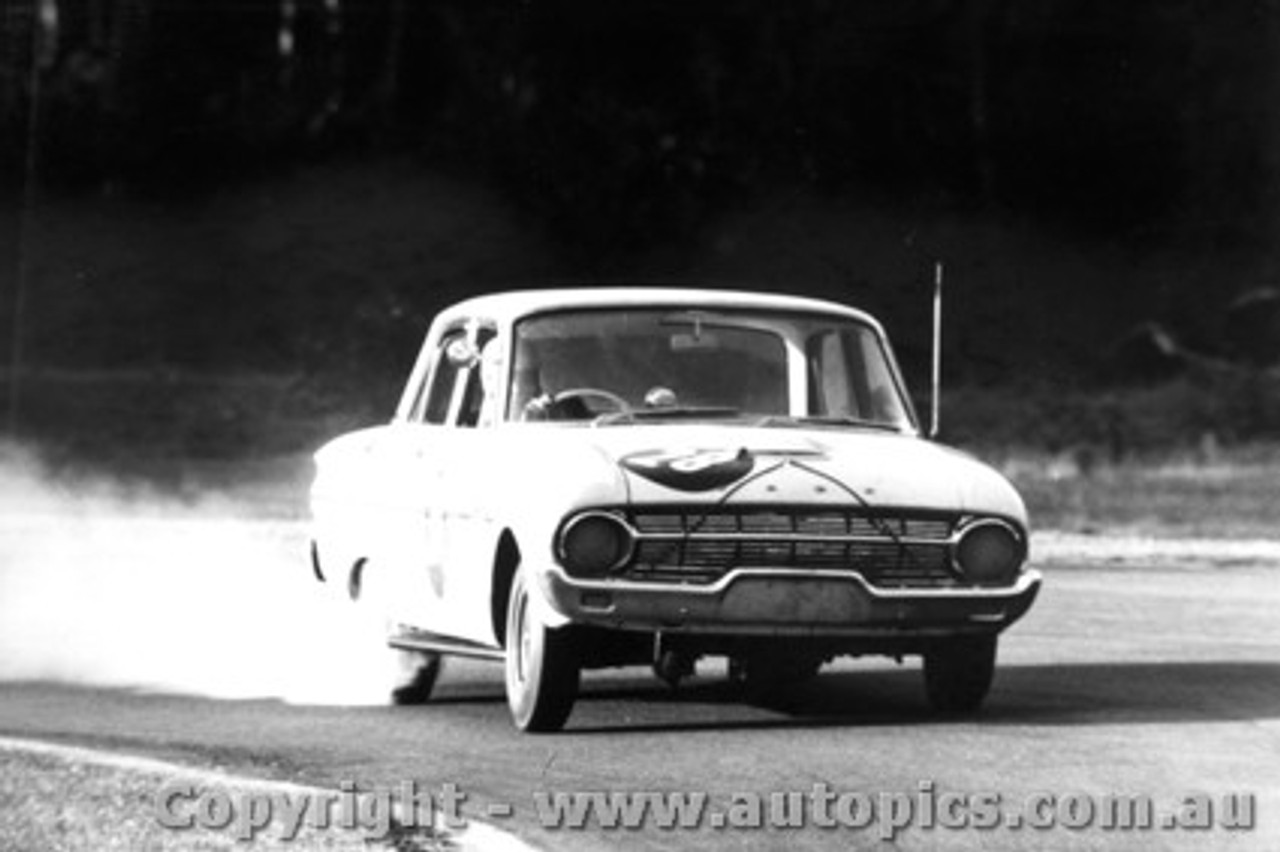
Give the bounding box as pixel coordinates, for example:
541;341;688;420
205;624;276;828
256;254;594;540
437;287;885;331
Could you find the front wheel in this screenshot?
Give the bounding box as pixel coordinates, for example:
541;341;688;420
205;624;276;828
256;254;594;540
922;634;998;715
504;570;580;732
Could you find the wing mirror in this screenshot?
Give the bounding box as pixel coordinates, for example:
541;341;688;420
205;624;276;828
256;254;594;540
446;338;481;368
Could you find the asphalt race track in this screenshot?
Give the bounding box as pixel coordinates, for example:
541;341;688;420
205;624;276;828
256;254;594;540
1;504;1277;851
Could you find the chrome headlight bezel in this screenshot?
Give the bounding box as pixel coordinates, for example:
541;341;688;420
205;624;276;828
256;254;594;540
951;518;1027;586
555;510;636;577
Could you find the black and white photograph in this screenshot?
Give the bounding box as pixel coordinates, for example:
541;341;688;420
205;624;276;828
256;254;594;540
1;2;1277;849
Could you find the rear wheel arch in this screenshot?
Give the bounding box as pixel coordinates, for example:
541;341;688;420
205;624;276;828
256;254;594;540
346;556;369;601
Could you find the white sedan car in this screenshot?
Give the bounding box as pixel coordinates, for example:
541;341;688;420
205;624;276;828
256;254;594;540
309;288;1040;731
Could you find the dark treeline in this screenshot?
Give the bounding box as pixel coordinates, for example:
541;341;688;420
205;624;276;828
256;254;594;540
4;0;1277;244
1;0;1278;384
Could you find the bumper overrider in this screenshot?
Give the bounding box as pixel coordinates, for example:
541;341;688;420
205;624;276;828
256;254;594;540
540;567;1042;637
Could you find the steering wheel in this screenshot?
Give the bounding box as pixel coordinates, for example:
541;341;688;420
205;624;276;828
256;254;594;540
551;388;631;417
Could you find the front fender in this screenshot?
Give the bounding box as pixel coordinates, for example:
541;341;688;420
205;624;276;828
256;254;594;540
529;561;575;630
482;428;633;633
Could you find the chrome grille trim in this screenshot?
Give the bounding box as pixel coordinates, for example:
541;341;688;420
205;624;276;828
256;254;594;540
617;507;962;589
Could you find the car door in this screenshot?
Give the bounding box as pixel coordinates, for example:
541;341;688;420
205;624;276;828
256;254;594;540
391;320;500;643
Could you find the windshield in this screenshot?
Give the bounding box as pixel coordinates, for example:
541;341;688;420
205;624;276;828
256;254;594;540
508;307;916;430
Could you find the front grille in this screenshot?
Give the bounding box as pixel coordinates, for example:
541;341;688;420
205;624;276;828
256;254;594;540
621;507;960;588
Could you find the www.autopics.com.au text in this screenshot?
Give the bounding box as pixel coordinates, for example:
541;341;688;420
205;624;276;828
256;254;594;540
153;779;1257;842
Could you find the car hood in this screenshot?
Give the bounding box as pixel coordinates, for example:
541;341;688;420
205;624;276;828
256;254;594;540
517;423;1026;523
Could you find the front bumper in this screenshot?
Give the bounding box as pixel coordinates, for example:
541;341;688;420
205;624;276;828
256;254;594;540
541;567;1042;637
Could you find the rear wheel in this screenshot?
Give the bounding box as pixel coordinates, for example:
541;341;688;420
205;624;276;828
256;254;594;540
504;570;580;732
390;650;443;705
923;634;998;715
347;558;443;706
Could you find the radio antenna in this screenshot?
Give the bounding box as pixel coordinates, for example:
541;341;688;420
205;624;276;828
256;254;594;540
930;261;943;439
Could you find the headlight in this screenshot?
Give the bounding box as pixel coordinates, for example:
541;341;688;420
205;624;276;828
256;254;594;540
953;519;1025;586
557;511;634;577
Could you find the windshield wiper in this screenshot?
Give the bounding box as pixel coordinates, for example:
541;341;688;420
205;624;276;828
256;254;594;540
595;406;742;426
755;414;905;433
